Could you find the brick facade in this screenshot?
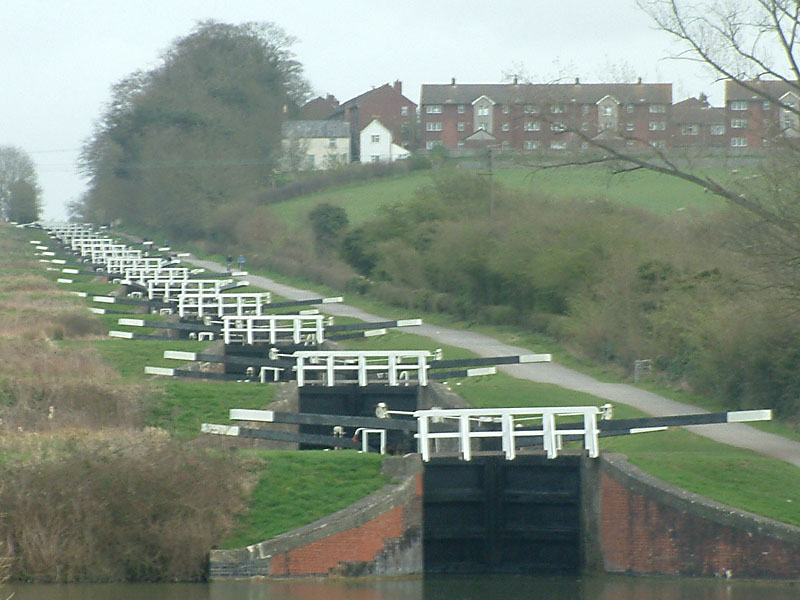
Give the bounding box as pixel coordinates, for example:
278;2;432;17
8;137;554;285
420;79;672;152
596;454;800;579
329;81;417;160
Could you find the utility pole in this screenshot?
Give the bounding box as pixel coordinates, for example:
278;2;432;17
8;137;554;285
488;146;494;219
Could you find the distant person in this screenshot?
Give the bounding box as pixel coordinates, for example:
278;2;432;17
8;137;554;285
237;255;246;271
226;255;233;271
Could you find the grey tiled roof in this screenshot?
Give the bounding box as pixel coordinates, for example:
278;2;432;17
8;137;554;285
725;80;800;102
672;98;725;124
282;120;351;138
420;82;672;106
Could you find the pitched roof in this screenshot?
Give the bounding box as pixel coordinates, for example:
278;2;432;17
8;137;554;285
672;97;725;124
339;82;416;110
725;79;800;102
420;81;672;106
299;96;340;120
282;120;350;138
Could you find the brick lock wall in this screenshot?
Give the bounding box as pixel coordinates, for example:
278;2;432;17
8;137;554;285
598;455;800;579
268;503;408;576
210;458;423;579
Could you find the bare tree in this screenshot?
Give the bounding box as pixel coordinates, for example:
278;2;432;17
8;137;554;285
522;1;800;299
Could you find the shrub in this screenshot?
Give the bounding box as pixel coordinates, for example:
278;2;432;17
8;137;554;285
0;431;248;582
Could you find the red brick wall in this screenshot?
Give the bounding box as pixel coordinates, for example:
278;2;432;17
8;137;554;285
267;473;422;577
599;468;800;578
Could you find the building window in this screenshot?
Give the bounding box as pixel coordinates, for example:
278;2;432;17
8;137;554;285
477;106;489;116
731;137;748;147
426;122;443;131
602;105;614;116
681;124;699;135
648;121;666;131
371;134;380;143
626;122;635;131
763;101;771;111
502;141;510;149
710;124;725;136
524;121;540;131
730;100;748;111
370;155;380;162
551;122;565;132
649;104;666;113
401;106;409;116
425;141;441;150
650;140;666;149
457;122;465;132
457;105;465;114
523;104;538;114
476;122;488;131
626;104;634;113
501;122;510;132
581;122;589;131
426;105;442;114
550;104;566;113
328;138;337;148
502;105;510;114
730;119;748;128
551;141;567;149
524;140;539;149
582;105;590;115
457;141;465;148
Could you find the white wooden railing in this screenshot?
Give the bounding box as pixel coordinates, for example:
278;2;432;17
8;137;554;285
179;291;272;318
223;314;324;345
293;350;431;387
414;406;601;461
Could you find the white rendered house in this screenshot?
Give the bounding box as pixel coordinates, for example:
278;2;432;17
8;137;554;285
281;121;351;170
360;119;410;163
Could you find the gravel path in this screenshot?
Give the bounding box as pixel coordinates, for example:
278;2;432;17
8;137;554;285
188;256;800;468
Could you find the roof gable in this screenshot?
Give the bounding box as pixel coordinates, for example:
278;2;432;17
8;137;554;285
282;120;350;139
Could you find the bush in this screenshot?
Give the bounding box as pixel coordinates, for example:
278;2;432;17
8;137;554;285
0;431;248;582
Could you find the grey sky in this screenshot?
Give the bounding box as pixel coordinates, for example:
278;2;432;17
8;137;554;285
1;0;718;221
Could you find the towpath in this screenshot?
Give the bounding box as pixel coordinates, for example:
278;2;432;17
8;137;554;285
187;256;800;468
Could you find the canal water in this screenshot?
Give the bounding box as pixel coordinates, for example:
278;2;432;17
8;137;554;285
5;575;800;599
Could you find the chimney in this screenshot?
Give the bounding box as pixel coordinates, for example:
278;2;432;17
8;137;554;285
451;77;456;86
575;77;580;85
394;80;402;94
513;75;519;85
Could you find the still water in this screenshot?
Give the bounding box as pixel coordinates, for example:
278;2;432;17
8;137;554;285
5;575;800;600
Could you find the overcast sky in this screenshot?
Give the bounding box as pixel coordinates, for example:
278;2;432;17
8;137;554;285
1;0;720;221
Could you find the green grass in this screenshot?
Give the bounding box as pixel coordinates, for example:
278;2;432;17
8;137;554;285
265;165;731;231
149;379;277;438
604;428;800;527
77;338;211;378
266;171;435;228
493;166;730;215
221;450;388;548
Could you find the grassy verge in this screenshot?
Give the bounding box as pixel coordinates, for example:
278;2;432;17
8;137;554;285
0;225;390;578
222;450;388;548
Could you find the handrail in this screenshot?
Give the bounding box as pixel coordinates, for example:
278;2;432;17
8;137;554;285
414;406;601;461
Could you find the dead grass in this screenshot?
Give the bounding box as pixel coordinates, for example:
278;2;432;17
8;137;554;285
0;272;107;341
0;429;249;582
0;340;149;431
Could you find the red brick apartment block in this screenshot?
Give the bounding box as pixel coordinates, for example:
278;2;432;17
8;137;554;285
419;77;672;152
